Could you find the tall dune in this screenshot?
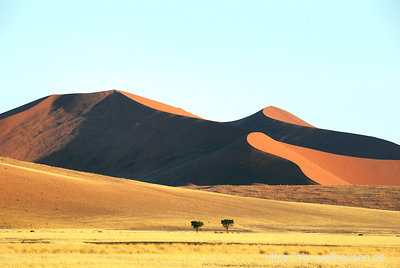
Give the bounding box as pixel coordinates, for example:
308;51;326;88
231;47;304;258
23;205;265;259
1;90;400;186
0;90;311;185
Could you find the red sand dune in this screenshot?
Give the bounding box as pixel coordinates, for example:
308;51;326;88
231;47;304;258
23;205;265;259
118;90;202;119
263;106;314;127
248;132;400;186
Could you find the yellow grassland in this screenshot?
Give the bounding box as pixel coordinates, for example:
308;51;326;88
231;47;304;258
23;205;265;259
0;230;399;267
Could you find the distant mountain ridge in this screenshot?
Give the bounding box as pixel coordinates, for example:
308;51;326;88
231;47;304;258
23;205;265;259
1;90;399;186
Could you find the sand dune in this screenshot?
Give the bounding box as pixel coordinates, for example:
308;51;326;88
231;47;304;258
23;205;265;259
248;132;400;185
1;157;399;232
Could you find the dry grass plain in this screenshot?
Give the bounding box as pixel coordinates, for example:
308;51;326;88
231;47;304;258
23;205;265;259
184;184;400;211
0;229;399;267
1;157;400;267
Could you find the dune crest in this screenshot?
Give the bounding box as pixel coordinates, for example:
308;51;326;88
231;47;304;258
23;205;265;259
263;106;314;127
117;90;202;119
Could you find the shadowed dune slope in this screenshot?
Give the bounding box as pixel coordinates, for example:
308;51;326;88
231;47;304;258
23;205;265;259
0;90;311;185
1;157;399;232
248;132;400;186
144;137;314;186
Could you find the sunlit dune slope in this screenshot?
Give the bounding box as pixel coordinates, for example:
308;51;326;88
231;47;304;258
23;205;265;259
263;106;314;127
1;157;399;232
248;132;400;186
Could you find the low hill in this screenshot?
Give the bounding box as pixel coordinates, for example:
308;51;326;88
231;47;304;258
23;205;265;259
1;157;399;233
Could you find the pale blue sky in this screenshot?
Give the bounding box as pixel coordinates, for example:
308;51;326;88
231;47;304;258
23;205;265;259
1;0;399;144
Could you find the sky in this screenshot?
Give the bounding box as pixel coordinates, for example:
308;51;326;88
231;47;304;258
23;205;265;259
1;0;399;144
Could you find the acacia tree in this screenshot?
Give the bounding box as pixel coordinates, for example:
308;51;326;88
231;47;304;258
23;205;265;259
221;219;234;233
191;221;204;233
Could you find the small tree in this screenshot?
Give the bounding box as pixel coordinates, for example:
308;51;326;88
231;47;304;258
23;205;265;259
191;221;204;233
221;219;234;233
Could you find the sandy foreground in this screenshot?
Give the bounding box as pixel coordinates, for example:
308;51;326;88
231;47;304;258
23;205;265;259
1;157;400;232
0;229;399;267
1;158;400;267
